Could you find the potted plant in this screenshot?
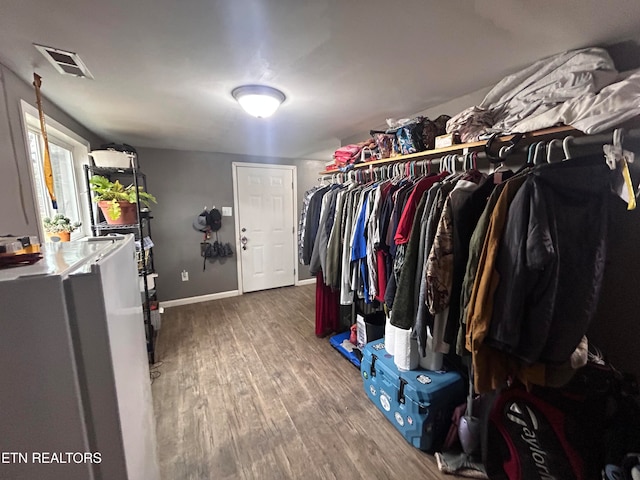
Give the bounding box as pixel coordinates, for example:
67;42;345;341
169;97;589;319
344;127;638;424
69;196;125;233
89;175;157;225
43;214;82;242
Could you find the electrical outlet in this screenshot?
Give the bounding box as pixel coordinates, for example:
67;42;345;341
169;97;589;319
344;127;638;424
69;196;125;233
181;270;189;282
222;207;232;217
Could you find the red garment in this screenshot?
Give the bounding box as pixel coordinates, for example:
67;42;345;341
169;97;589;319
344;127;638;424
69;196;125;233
315;271;339;337
394;172;448;245
375;249;387;303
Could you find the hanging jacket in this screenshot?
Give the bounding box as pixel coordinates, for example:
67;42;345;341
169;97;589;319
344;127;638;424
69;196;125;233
466;175;528;393
414;182;454;356
302;186;330;265
456;171;520;356
325;189;347;289
340;190;357;305
486;156;612;365
309;187;340;276
389;192;430;330
299;186;322;264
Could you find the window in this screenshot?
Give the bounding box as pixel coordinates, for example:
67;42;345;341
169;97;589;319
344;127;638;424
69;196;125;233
22;101;91;240
28;130;82;231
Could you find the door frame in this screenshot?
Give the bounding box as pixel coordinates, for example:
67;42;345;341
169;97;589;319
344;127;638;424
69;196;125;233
232;162;299;295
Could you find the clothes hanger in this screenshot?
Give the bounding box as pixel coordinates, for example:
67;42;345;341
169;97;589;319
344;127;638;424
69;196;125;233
443;154;462;182
454;154;461;174
562;136;574;160
493;159;508;173
526;143;537;166
500;133;524;160
465;152;475;171
512;142;535;175
392;163;401;182
533;141;547;166
451;154;458;174
547;139;563;163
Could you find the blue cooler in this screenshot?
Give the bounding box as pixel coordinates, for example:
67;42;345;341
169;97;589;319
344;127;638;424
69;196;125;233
360;339;466;451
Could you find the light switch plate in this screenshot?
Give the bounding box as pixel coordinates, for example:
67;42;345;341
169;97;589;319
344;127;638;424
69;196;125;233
222;207;232;217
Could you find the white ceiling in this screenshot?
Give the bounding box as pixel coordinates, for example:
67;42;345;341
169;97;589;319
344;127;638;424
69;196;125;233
1;0;640;160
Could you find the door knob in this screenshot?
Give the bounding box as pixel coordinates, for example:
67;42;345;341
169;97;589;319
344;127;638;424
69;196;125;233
241;236;248;250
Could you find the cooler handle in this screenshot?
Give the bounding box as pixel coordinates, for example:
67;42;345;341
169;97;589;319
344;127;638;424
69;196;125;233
371;354;377;377
398;377;407;404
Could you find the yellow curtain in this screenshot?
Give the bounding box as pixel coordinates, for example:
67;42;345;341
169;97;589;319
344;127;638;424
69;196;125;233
33;73;57;210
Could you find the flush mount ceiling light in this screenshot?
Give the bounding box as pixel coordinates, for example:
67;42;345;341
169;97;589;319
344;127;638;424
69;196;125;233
231;85;286;118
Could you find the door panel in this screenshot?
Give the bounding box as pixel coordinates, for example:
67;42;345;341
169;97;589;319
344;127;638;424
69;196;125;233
236;165;295;293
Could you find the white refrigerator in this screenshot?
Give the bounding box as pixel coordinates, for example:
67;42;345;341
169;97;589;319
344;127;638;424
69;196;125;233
0;235;160;480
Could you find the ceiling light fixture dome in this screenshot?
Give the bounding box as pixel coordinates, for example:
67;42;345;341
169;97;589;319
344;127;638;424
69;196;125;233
232;85;286;118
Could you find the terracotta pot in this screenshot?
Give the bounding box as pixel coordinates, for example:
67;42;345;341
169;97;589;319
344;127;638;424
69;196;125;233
98;201;139;225
46;231;71;242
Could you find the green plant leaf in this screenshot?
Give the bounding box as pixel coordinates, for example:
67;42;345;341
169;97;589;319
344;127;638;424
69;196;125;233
107;200;122;220
89;175;157;208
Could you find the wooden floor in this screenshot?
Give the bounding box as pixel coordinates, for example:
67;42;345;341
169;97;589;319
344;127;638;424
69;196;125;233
152;284;447;480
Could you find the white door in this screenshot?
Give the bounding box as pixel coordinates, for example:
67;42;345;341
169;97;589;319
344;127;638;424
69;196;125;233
234;164;296;293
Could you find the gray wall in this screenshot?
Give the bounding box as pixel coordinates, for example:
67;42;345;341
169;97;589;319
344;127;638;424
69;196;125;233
0;63;105;237
138;147;325;301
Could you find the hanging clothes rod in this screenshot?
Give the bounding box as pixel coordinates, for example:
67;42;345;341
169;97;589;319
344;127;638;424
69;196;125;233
321;127;640;177
565;128;640;147
477;127;640;163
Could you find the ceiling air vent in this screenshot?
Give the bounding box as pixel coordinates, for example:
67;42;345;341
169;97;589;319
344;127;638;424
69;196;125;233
34;44;93;79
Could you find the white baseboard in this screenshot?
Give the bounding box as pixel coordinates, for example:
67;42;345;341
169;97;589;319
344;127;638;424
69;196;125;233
160;290;239;309
296;278;316;286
